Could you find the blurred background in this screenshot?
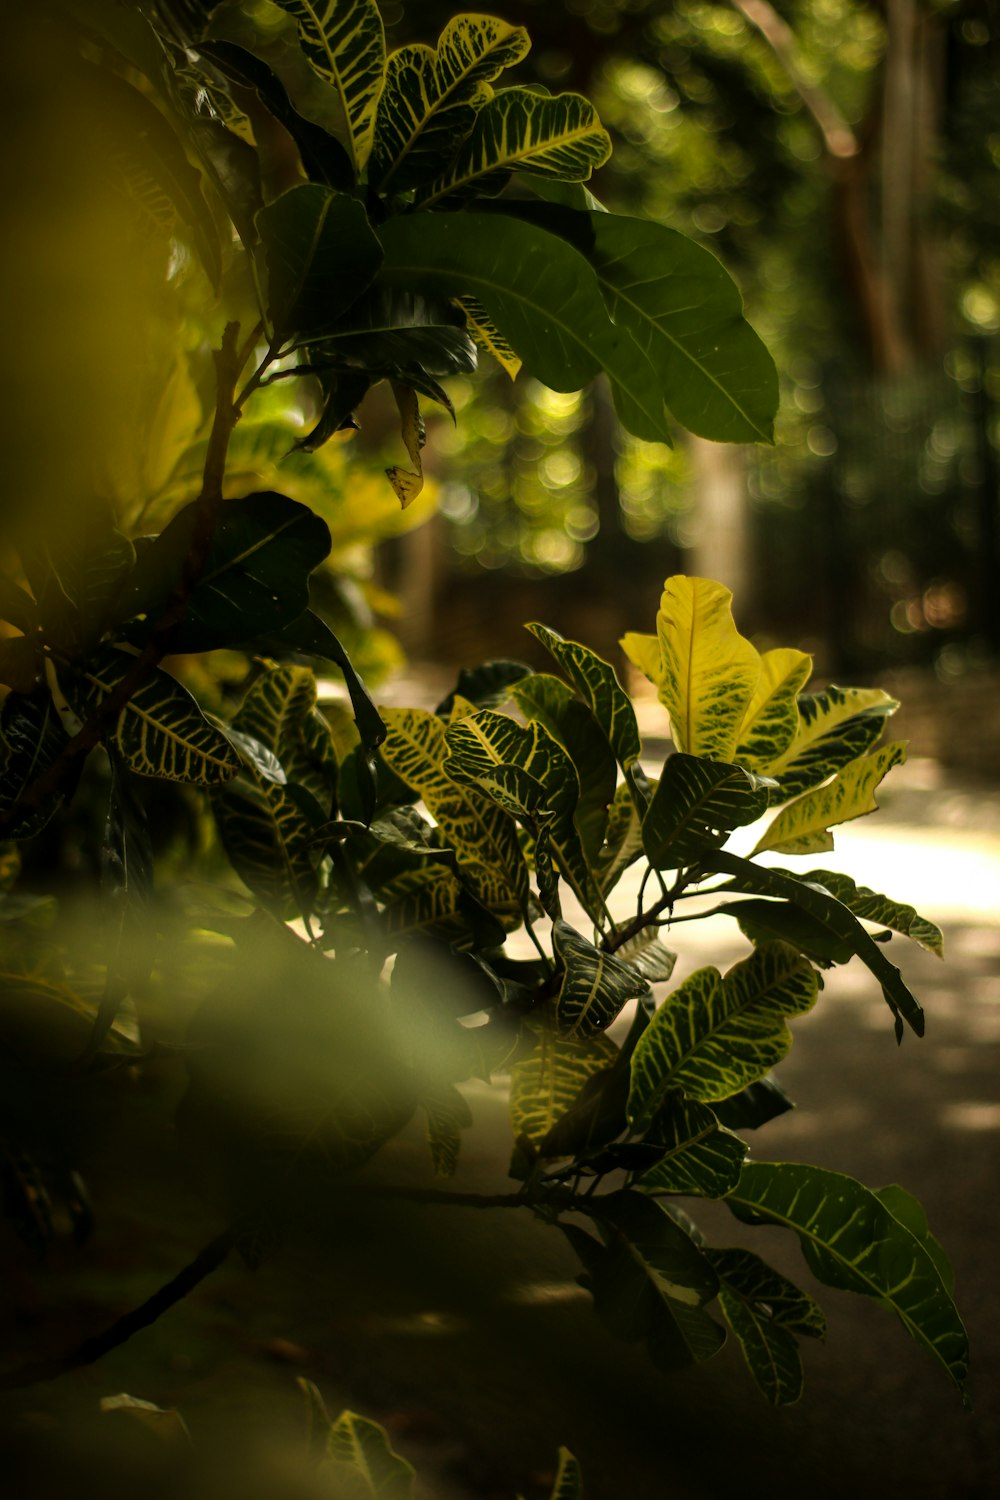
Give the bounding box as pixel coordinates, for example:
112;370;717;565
361;0;999;774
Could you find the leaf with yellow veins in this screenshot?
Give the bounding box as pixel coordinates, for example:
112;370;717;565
752;741;907;856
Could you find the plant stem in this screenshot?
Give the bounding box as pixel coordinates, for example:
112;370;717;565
0;1230;234;1393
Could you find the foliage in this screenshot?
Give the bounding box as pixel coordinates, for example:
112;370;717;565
0;1;970;1483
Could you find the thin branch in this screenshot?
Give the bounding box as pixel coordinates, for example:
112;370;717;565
729;0;859;159
0;1230;234;1393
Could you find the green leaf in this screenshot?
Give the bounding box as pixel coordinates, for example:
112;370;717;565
613;931;677;984
545;1448;582;1500
727;1163;970;1400
269;609;386;755
791;869;943;957
512;672;617;863
0;687;71;839
655;576;761;761
525;623;641;773
442;707;601;918
641;754;770;869
418;86;611;205
198;40;354;191
510;1020;618;1145
125;492;332;653
270;0;386;173
374;212;672;443
766;684;899;800
721;897;856;966
436;658;531;718
628;944;818;1128
227;665;339;814
734;648;813;774
875;1184;956;1294
552;919;649;1037
706;850;925;1041
379;707;525;923
213;773;323;920
257;185;383;344
372;16;530;192
70;648;240;786
752;741;907;856
324;1409;414;1498
594;780;646;897
587;212;778;444
707;1247;825;1406
584;1191;725;1367
636;1096;747;1198
457;295;522;378
421;1082;473;1177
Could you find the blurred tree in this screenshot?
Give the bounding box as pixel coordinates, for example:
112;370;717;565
383;0;998;677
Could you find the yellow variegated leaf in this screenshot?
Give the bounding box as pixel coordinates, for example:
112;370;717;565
734;647;812;774
373;16;530;192
620;630;662;689
73;648;240;786
385;381;425;508
766;684;899;799
443;706;603;916
379;706;524;922
656;577;761;761
752;741;907;857
458;295;521;377
379;863;471;941
418;87;611;206
510;1019;617;1145
271;0;386;172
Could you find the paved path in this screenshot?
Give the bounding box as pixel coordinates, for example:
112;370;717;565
2;761;997;1499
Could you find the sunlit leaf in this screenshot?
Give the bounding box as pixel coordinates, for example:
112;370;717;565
655;576;760;761
767;685;899;800
752;741;907;856
457;295;522;377
734;648;813;774
380;706;525;922
385;381;425;507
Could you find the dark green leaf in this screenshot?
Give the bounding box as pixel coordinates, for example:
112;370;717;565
552;919;649;1037
512;672;617;863
198;40;353;190
642;753;770;869
793;869;944;957
727;1163;970;1400
721;897;856;965
706;850;925;1040
628;944;818;1127
374;212;672;443
124;492;332;652
712;1074;795;1131
707;1247;825;1406
637;1096;747;1198
436;659;532;718
525;623;641;774
257;185;383;345
270;0;386;174
0;686;72;838
269;609;386;754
